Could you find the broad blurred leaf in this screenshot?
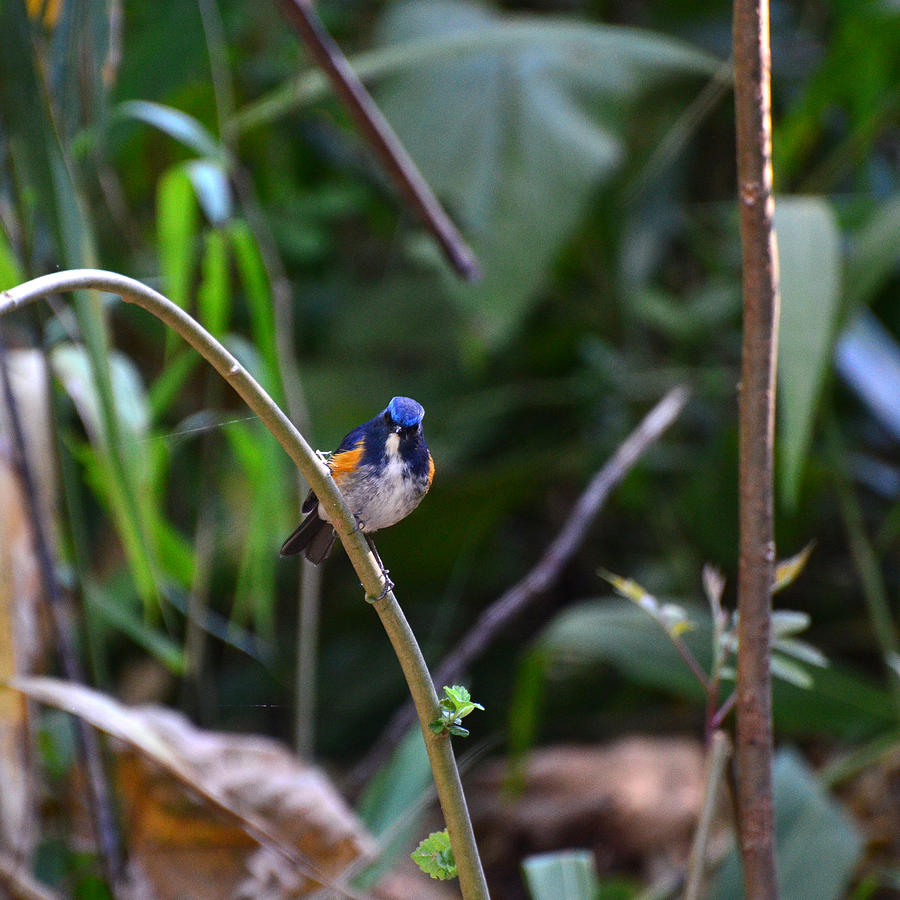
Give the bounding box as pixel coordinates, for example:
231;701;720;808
157;166;199;310
711;749;863;900
538;600;895;737
371;0;718;341
84;581;185;673
357;728;431;836
52;345;150;444
228;221;280;397
775;196;842;509
117;100;222;158
185;159;232;227
224;415;287;634
52;344;160;603
538;599;708;698
773;662;897;737
197;229;231;337
11;677;375;894
835;311;900;442
356;728;433;887
522;850;597;900
0;228;24;290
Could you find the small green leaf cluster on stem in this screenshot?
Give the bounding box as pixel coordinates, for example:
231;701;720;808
429;685;485;738
604;545;822;898
601;542;824;736
412;830;457;881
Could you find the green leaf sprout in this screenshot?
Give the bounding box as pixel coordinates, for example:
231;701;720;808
411;830;457;881
429;684;485;738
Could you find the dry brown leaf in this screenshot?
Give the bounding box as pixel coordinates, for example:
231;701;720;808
120;707;376;900
11;678;375;899
0;350;57;544
0;350;55;863
0;464;37;860
840;745;900;870
468;738;707;888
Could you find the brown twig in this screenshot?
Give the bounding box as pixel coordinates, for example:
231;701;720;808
0;336;126;891
273;0;481;281
733;0;780;894
346;384;691;792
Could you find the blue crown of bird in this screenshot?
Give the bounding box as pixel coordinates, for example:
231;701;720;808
280;397;435;577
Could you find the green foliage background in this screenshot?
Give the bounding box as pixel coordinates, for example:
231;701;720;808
2;0;900;894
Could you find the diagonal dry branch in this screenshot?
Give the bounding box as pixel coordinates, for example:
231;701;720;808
274;0;481;281
347;384;691;791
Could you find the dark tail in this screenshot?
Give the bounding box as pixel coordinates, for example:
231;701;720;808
279;510;336;564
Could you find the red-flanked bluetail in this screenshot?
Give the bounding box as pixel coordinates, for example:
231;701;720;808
280;397;434;571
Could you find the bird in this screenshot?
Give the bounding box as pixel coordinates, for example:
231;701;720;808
280;396;435;587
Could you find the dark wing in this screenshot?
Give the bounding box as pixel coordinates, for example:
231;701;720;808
281;423;371;562
279;506;336;562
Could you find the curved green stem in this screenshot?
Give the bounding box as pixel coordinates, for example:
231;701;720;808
0;269;488;899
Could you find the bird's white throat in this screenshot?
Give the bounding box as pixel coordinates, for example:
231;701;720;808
385;432;400;457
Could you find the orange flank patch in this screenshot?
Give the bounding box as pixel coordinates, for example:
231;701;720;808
329;440;365;485
428;454;435;487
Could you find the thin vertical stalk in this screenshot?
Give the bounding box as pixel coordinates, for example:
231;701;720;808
295;560;322;757
733;0;780;895
684;730;732;900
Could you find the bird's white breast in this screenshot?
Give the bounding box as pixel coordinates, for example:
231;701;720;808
319;431;429;532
